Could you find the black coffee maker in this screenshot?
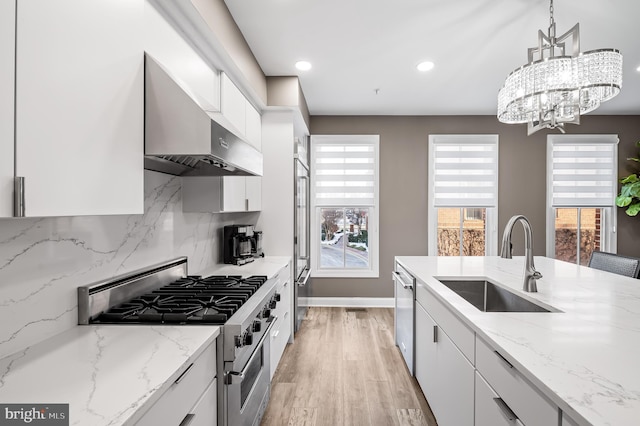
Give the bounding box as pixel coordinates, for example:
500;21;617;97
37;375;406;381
223;225;256;265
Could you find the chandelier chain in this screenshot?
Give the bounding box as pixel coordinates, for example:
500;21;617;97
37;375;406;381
548;0;555;37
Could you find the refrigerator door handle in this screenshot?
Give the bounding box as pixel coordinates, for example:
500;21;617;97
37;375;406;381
297;268;311;286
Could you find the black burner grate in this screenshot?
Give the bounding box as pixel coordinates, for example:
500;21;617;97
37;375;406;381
93;275;269;324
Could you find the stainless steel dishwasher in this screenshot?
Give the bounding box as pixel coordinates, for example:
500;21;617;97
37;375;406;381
393;261;415;375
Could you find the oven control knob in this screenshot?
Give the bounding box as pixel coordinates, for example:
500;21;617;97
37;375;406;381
243;332;253;346
262;308;271;319
275;293;281;302
252;320;262;332
234;335;244;348
269;298;277;309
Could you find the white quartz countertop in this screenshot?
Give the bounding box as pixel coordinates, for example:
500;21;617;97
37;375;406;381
0;324;219;426
196;256;291;279
396;255;640;426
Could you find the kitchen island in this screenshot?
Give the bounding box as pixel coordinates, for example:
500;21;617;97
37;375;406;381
396;255;640;426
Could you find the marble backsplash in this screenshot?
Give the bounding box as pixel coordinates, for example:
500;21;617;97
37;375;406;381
0;170;258;359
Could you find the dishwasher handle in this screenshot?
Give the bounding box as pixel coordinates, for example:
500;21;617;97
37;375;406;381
392;270;414;290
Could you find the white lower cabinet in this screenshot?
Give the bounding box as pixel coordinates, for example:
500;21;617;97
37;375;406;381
270;263;292;379
476;337;559;426
187;378;217;426
415;300;474;426
476;371;524;426
412;276;562;426
135;339;217;426
415;301;438;409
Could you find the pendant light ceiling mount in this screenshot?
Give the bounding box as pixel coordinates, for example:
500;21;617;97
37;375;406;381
497;0;623;135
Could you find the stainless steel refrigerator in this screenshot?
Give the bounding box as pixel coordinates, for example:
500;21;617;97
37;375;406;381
294;136;310;332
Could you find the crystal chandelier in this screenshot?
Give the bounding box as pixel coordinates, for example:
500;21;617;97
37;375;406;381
497;0;623;135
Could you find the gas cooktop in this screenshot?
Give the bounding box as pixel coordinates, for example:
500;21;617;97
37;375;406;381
93;275;268;325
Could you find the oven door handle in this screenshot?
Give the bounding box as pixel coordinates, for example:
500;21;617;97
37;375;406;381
226;316;278;385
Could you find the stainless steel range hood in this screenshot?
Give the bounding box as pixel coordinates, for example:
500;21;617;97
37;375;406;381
144;54;262;177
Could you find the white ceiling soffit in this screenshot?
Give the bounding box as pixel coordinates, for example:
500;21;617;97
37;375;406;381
224;0;640;116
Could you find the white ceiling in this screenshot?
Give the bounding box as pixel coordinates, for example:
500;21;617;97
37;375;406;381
224;0;640;116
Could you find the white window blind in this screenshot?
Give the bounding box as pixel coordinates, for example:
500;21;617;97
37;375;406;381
549;135;618;207
430;135;499;207
312;135;378;206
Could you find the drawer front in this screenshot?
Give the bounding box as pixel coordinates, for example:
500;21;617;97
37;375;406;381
273;277;291;323
476;337;558;426
136;340;217;426
189;378;217;426
476;371;524;426
275;263;291;288
270;311;291;379
417;282;475;363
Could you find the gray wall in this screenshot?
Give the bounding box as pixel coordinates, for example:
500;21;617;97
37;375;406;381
308;115;640;298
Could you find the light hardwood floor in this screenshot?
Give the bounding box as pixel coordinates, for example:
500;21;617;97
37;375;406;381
261;307;438;426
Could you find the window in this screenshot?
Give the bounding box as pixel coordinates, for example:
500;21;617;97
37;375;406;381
428;135;499;256
310;135;379;277
546;135;618;265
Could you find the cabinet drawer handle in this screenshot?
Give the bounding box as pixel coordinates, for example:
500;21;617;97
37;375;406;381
494;351;514;369
179;413;196;426
174;363;194;384
493;398;517;421
284;311;289;318
272;330;280;339
433;325;438;343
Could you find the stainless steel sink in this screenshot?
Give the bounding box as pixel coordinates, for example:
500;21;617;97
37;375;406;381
436;279;557;313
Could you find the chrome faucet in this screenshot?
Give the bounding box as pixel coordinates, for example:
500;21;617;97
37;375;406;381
500;215;542;292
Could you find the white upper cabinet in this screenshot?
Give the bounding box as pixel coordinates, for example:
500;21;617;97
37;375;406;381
245;176;262;211
221;176;247;212
182;176;261;213
13;0;144;217
220;73;246;137
0;0;15;218
144;1;219;112
221;73;262;151
245;102;262;151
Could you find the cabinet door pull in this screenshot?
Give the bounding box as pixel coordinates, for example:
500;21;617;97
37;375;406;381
494;350;514;369
14;177;25;217
174;363;194;384
272;330;280;339
433;325;438;343
179;413;196;426
245;198;249;211
493;398;517;421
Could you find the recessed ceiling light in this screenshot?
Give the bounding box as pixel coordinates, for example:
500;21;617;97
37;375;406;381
636;65;640;72
295;61;312;71
417;61;435;72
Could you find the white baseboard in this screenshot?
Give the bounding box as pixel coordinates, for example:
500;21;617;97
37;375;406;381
300;297;394;308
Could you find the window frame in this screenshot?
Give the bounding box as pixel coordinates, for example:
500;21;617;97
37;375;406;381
546;134;619;260
428;134;499;256
310;135;380;278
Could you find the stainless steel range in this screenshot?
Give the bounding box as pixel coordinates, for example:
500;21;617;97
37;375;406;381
77;257;280;426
